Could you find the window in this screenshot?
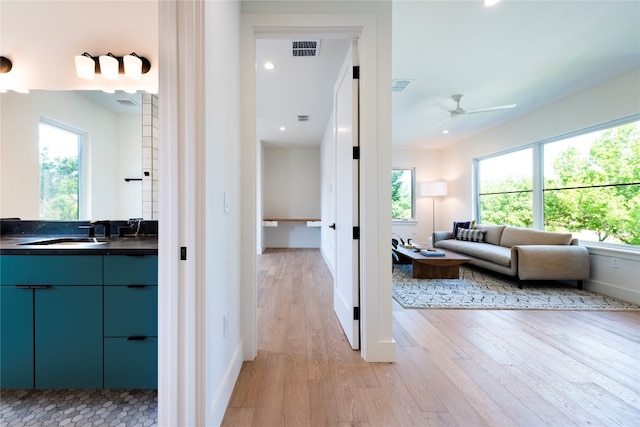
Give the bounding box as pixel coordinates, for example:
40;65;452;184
39;120;82;220
475;116;640;247
477;148;533;228
392;168;415;220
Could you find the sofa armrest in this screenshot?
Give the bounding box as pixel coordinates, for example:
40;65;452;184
433;231;453;244
514;245;590;280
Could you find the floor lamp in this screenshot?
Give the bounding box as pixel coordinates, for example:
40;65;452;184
420;181;448;247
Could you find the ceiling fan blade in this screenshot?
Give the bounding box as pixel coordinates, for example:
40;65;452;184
431;115;452;127
465;104;517;114
433;102;455;113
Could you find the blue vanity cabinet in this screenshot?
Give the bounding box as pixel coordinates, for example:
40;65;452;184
0;255;103;389
103;255;158;389
0;286;34;388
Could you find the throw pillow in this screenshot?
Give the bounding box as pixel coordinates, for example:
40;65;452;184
452;220;475;237
456;228;484;242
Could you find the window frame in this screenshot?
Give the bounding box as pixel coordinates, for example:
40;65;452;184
39;117;86;220
391;167;417;222
473;113;640;250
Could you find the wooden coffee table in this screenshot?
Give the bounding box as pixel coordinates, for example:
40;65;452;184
394;246;470;279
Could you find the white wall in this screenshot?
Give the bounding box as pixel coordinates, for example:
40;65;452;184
262;146;321;248
391;149;445;245
440;69;640;304
204;1;243;425
118;113;143;219
0;91;141;220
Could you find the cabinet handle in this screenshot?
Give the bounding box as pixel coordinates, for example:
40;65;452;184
15;285;51;289
127;285;147;288
127;336;147;341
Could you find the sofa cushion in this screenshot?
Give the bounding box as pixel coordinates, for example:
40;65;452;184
452;220;475;237
499;226;573;248
474;224;506;246
435;240;512;267
456;228;484;242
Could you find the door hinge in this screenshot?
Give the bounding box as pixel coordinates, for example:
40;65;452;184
180;246;187;260
353;307;360;320
353;66;360;79
353;226;360;240
352;146;360;160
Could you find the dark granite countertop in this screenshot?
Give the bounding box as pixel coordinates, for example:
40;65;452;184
0;235;158;255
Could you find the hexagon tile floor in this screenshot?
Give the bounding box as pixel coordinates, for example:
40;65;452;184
0;389;157;427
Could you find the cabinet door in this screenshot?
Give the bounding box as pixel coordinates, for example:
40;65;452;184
0;286;34;388
35;286;103;389
104;338;158;389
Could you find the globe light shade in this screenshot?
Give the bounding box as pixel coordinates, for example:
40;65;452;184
99;54;119;80
75;53;95;80
124;53;143;80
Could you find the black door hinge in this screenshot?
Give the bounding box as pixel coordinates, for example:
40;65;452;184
353;66;360;79
180;246;187;260
353;307;360;320
353;226;360;240
353;146;360;160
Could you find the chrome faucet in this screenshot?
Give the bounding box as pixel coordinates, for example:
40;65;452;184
90;220;111;237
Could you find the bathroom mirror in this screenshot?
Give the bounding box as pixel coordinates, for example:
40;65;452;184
0;90;158;221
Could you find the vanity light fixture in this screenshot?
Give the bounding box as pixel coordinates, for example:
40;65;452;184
74;52;96;79
99;53;119;80
124;53;143;79
0;56;13;73
75;52;151;80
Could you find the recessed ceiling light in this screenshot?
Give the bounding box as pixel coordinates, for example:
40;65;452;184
264;62;275;70
484;0;501;6
442;130;449;134
279;126;286;131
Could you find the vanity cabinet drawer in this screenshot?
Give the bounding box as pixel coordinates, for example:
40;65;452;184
104;337;158;389
104;255;158;285
104;285;157;337
0;255;102;285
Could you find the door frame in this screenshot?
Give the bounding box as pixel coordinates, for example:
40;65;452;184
240;11;395;363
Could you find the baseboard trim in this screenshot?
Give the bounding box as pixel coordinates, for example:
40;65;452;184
209;341;244;426
585;280;640;305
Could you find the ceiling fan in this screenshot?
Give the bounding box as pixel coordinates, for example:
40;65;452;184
432;94;516;126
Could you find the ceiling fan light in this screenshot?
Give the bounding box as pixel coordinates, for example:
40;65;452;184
75;53;95;80
124;53;143;79
99;53;119;80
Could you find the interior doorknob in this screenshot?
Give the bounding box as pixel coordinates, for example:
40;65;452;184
329;223;336;229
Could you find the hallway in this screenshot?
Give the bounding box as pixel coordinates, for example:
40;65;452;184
222;248;640;426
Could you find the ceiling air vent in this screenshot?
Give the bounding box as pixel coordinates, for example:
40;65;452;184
392;79;414;93
291;40;320;57
297;115;310;122
116;98;138;107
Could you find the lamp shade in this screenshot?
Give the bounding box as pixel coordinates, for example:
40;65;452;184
420;181;448;197
124;53;142;79
99;53;119;80
74;53;95;80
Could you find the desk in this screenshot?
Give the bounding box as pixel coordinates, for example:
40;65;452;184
262;218;321;227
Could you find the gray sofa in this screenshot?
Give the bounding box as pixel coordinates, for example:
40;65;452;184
433;224;590;289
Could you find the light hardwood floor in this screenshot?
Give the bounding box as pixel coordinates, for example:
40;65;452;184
222;248;640;426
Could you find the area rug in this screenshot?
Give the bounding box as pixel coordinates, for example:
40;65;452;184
392;264;640;310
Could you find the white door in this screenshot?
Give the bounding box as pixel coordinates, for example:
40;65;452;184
333;41;360;350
